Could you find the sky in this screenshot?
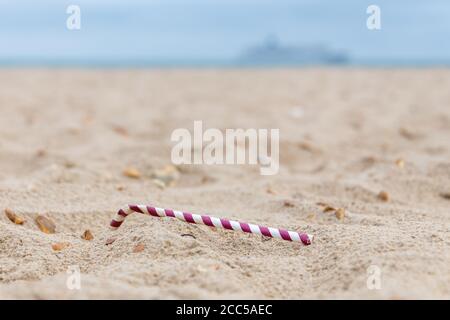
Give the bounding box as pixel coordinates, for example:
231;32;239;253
0;0;449;65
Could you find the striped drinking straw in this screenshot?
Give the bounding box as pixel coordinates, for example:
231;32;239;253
110;205;313;246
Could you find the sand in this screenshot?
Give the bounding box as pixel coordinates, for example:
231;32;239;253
0;69;449;299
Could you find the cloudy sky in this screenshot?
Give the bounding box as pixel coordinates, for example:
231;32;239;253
0;0;449;65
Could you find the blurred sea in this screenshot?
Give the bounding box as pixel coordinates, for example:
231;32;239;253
1;0;450;67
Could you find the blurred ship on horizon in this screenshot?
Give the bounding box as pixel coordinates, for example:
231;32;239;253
236;36;349;66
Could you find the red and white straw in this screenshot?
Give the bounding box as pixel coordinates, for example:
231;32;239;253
110;205;313;246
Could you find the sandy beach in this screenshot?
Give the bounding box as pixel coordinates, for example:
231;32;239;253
0;68;449;299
